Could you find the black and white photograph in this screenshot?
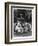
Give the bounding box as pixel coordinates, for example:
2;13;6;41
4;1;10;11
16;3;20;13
14;9;32;37
5;2;37;44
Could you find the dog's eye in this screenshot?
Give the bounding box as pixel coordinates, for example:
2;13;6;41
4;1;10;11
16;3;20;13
17;15;20;18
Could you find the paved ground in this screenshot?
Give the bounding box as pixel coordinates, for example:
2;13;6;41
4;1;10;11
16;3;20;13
14;31;32;37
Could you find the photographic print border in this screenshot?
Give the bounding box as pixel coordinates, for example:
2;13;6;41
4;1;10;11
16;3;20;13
5;2;37;44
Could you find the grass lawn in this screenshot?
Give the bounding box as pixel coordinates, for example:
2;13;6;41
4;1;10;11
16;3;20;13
14;31;32;37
